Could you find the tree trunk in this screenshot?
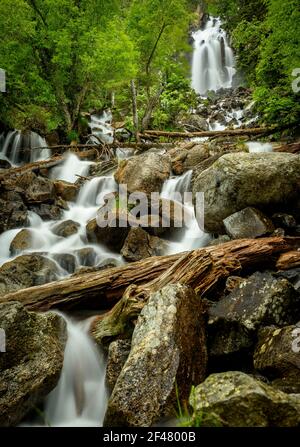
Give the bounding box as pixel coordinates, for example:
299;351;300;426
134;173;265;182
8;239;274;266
1;237;299;312
130;80;140;142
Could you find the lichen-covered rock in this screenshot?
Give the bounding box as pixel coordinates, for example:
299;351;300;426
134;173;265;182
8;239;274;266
209;271;300;331
15;171;55;204
114;152;170;195
223;207;274;239
192;152;300;233
9;229;32;255
0;254;59;295
121;227;166;262
104;283;207;427
0;302;67;426
106;340;131;392
254;325;300;393
52;219;80;238
189;371;300;427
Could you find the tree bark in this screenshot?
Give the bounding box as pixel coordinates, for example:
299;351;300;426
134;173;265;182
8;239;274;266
274;142;300;154
276;250;300;270
0;237;299;312
130;80;140;142
139;127;277;139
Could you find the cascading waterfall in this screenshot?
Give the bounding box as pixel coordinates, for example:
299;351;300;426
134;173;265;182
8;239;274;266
88;110;114;145
191;17;236;96
0;130;51;165
44;315;108;427
161;170;211;253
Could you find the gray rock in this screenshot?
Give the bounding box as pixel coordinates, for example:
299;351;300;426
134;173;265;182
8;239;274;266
192;152;300;233
209;271;300;331
104;284;207;427
0;191;29;233
189;371;300;427
0;302;67;426
52;253;77;273
74;247;97;266
223;207;274;239
106;340;131;392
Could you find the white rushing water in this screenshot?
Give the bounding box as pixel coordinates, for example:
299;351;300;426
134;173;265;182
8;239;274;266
44;315;108;427
0;130;51;166
191;17;236;96
247;142;273;153
88;110;114;145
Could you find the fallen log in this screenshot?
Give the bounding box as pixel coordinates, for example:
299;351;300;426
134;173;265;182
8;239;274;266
139;127;277;140
0;237;299;312
274;142;300;154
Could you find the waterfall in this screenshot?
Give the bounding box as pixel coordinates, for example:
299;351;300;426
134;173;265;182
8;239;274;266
88;110;114;145
247;142;273;153
161;170;211;253
44;315;108;427
191;17;236;96
0;130;51;166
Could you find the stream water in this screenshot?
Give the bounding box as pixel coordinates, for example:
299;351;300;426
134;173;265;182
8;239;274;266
0;15;273;427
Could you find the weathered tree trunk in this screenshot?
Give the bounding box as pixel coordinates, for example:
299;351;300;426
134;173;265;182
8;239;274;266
139;127;277;139
274;142;300;154
1;237;299;312
130;80;140;143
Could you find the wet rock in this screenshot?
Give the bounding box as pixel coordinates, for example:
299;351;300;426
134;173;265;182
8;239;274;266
209;272;300;331
104;284;207;427
54;180;78;202
114;152;170;195
189;371;300;427
86;216;130;252
0;192;29;233
0;159;11;169
106;340;131;392
30;203;62;221
254;325;300;394
0;254;60;295
177;113;209;132
193;152;300;233
276;268;300;291
0;302;67;426
9;229;32;255
52;219;80;238
223;207;274;239
52;253;77;274
121;227;166;262
74;247;97;266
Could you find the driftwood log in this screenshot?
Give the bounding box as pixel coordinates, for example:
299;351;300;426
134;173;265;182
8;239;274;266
0;237;299;313
276;250;300;270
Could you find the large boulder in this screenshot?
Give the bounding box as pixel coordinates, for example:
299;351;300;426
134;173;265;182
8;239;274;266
254;325;300;393
0;254;59;295
192;153;300;233
114;152;171;195
189;371;300;427
0;302;67;426
104;284;207;427
106;340;131;392
86;216;130;252
121;227;166;262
